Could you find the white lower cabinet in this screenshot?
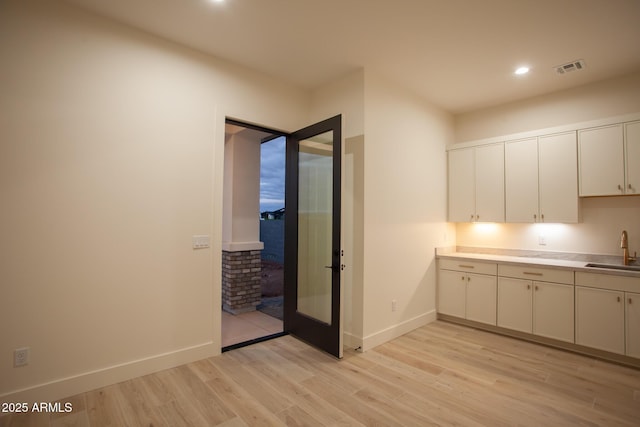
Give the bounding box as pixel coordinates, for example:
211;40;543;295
439;260;640;361
533;282;575;342
575;286;625;354
438;269;467;318
575;272;640;357
625;292;640;358
497;278;532;333
438;260;497;325
466;273;498;325
497;265;574;343
497;278;574;342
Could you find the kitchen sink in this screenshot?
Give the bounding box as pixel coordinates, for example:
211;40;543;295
585;263;640;272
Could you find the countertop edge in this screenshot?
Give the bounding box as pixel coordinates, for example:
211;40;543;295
436;251;640;278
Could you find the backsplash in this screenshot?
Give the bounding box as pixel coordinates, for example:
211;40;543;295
455;196;640;257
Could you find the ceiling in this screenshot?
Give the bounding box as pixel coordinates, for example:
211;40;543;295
64;0;640;114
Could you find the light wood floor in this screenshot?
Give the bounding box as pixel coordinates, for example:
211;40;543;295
2;321;639;426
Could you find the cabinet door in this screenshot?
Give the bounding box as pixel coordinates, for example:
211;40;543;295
533;282;574;343
475;144;505;223
448;148;475;222
575;286;624;354
505;138;538;222
539;132;579;223
438;269;466;318
625;121;640;194
466;273;497;325
626;292;640;358
497;278;532;333
578;125;624;196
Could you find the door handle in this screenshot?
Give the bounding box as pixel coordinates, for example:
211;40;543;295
324;264;345;271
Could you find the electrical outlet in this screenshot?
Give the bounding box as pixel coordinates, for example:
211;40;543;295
391;299;397;312
538;235;547;246
14;347;30;367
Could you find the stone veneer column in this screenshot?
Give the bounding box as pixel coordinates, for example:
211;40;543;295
222;250;262;314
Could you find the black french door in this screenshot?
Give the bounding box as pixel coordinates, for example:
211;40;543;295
284;115;342;358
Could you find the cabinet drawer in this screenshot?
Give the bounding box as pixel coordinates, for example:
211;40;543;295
498;264;574;285
576;272;640;292
439;259;497;275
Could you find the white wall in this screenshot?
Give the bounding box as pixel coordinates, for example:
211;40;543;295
453;73;640;256
361;72;454;349
310;69;365;139
455;72;640;143
309;70;456;351
0;0;308;403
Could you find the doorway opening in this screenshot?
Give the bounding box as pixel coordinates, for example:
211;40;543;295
221;120;286;350
221;115;343;357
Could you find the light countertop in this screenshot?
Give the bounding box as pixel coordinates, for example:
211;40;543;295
436;248;640;278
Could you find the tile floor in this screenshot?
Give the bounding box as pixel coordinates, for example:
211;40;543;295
221;310;283;348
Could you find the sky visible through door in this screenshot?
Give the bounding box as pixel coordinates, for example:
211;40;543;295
260;136;285;213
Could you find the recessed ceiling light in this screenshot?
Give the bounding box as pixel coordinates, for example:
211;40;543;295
514;66;530;75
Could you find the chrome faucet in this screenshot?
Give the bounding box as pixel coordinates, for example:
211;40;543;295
620;230;637;265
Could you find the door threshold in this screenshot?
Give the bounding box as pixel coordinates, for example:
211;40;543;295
221;332;288;352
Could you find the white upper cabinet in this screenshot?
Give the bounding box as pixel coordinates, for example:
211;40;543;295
450;115;638;222
578;124;625;196
448;148;475;222
505;132;578;223
505;138;538;222
448;144;504;223
475;144;505;223
538;133;579;223
625;121;640;195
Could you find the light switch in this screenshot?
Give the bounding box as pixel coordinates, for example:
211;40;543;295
192;235;210;249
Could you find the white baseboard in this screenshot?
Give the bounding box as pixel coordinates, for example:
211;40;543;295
3;312;437;404
344;310;436;353
343;331;363;350
1;342;218;406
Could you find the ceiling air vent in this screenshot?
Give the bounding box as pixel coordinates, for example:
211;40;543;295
555;59;586;75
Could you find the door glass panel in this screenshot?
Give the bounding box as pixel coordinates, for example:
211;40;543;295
297;131;333;324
